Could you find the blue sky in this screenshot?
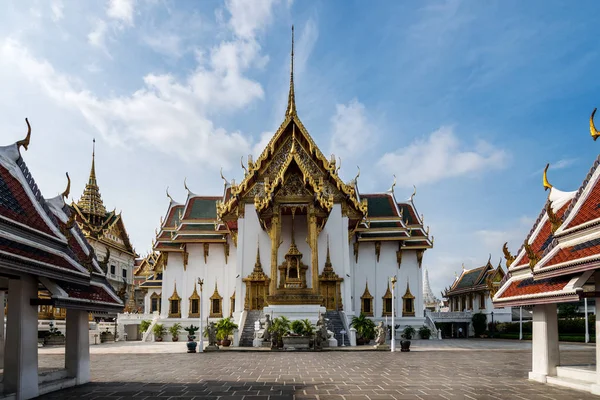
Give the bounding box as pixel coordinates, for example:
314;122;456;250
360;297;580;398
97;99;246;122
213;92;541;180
1;0;600;298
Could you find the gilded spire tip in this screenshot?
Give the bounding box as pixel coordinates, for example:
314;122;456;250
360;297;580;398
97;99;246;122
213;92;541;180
591;108;600;141
285;25;296;117
62;172;71;200
16;118;31;153
543;163;553;191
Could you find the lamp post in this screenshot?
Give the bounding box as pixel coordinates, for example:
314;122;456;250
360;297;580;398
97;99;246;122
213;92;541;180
391;275;397;352
198;278;204;353
491;311;494;339
519;306;523;340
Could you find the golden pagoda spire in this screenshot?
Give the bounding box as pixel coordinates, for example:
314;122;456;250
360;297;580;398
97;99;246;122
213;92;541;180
285;25;296;117
77;139;106;223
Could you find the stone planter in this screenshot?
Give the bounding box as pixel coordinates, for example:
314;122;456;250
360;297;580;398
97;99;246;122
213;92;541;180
44;335;65;346
172;335;179;342
282;335;310;350
100;333;115;343
186;335;197;353
221;339;231;347
400;340;411;352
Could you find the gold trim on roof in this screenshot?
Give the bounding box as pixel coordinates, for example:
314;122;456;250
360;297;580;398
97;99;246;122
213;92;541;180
543;163;553;191
591;108;599;141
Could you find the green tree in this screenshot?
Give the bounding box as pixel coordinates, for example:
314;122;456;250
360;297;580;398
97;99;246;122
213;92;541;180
472;312;487;337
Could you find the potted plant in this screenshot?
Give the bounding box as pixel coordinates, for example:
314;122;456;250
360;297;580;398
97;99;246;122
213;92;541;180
153;323;166;342
400;325;415;352
350;313;376;345
268;316;291;349
139;320;151;335
282;319;313;350
185;325;199;353
418;325;431;340
169;323;182;342
216;317;238;347
100;327;115;343
44;322;65;346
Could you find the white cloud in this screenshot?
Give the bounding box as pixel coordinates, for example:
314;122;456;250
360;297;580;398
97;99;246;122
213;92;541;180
107;0;135;26
142;33;182;57
50;0;64;22
329;99;376;161
226;0;279;39
476;215;535;255
378;126;508;188
87;19;109;52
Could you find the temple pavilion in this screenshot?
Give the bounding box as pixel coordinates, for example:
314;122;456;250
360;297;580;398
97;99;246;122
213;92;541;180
0;119;123;399
138;27;434;345
493;107;600;394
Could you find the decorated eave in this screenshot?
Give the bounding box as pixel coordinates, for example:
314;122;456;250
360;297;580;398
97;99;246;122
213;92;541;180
444;259;504;297
0;121;123;313
72;204;136;255
494;108;600;307
355;186;433;247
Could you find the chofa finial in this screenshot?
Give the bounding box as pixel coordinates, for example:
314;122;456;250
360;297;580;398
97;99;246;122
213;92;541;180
543;163;553;191
166;186;174;202
16;118;31;153
410;185;417;202
184;177;191;195
591;108;600;141
62;172;71;200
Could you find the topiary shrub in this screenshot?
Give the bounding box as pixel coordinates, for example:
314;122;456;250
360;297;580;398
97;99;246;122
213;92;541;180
472;312;487;337
418;325;431;339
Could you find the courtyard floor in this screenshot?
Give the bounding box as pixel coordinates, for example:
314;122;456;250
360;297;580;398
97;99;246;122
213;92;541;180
36;339;597;400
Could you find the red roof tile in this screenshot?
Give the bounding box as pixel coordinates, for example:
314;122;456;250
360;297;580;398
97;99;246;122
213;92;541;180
0;237;80;272
544;238;600;267
565;176;600;229
514;203;570;267
498;276;571;299
60;282;120;305
0;165;56;237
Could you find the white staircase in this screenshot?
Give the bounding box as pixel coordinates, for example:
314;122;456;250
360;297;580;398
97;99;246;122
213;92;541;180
546;366;595;393
142;313;160;342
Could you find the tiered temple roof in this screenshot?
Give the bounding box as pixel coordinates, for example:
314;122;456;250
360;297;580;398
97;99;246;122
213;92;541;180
0;120;123;313
153;27;433;253
71;141;135;256
493;110;600;307
444;258;505;298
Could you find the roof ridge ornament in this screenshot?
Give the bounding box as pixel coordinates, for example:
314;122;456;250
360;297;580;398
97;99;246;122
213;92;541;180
410;185;417;202
62;172;71;200
184;177;191;195
166;186;174;202
502;242;515;267
543;163;553;191
590;108;600;141
220;168;229;186
388;175;396;194
16;118;31;154
285;25;296;117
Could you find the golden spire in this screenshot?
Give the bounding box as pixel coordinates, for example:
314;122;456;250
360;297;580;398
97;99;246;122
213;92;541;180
543;163;553;191
77;139;107;223
285;25;296;117
323;235;333;272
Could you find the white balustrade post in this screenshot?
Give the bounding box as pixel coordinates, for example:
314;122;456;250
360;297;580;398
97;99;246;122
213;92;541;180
585;298;589;343
519;306;523;340
391;276;396;352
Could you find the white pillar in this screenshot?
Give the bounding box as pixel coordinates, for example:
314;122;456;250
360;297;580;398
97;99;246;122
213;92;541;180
0;290;5;369
591;272;600;395
519;306;523;340
585;298;589;344
65;309;90;385
391;277;395;352
528;303;559;383
5;276;39;399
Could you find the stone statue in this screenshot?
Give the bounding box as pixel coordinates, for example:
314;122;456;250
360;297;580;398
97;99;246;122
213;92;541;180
375;321;386;346
263;314;272;342
207;322;217;346
315;314;328;349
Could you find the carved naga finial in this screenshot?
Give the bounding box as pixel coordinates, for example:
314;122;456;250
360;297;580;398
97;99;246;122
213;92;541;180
351;166;360;184
543;163;553;191
335;157;342;175
591;108;600;141
166;186;174;202
184;177;191;195
16;118;31;153
502;242;515;267
389;175;396;193
62;172;71;200
241;156;248;176
220;168;229;186
410;185;417;202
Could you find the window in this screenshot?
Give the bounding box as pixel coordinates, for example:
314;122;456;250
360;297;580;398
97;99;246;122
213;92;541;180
382;282;393;316
188;286;200;318
110;265;116;275
122;269;127;279
209;283;223;318
150;293;161;313
402;281;415;317
230;291;235;317
360;282;374;316
168;283;181;318
479;294;486;310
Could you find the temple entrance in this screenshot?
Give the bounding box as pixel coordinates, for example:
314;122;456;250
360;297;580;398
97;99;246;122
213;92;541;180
246;282;267;310
320;281;340;310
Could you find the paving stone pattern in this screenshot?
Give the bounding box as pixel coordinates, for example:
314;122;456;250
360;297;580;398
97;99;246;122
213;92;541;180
36;348;597;400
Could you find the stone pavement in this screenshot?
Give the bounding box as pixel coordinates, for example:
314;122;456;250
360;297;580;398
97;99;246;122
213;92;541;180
35;340;597;400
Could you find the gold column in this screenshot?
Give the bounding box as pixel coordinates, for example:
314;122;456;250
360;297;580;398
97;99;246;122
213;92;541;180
269;206;281;294
308;207;319;293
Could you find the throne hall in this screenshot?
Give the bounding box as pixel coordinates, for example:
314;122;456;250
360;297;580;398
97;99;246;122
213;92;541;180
136;28;434;342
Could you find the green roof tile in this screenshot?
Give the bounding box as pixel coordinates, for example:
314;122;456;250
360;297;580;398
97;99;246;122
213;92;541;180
186;198;217;219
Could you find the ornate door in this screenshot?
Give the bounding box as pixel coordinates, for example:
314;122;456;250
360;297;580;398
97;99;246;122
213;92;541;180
320;281;339;310
246;282;267;310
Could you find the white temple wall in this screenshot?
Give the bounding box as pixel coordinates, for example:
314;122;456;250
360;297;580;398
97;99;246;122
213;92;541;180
161;252;183;318
351;242;423;320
